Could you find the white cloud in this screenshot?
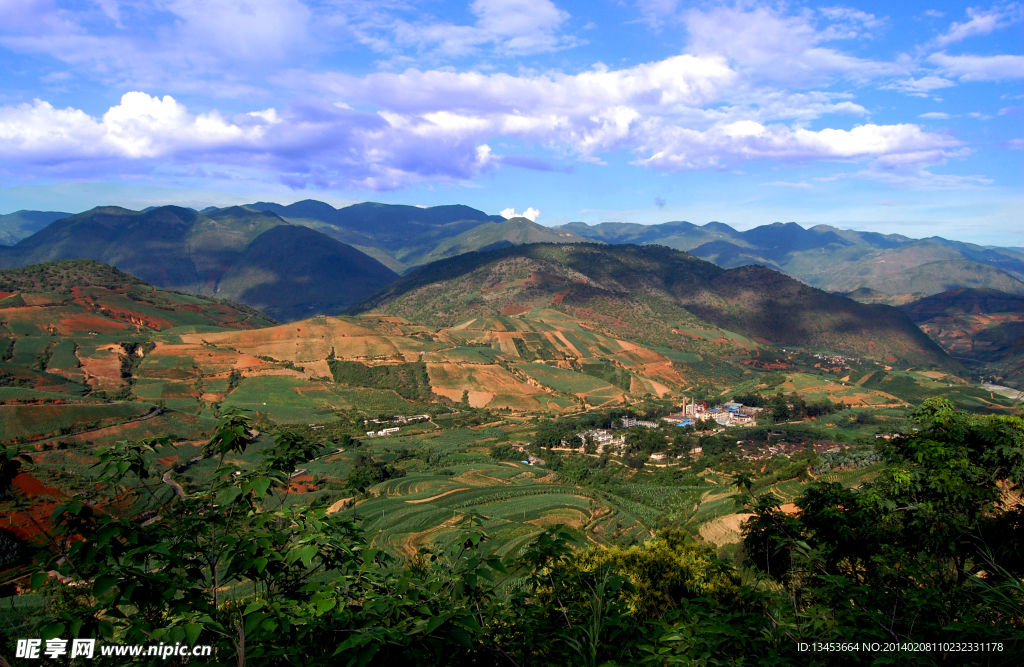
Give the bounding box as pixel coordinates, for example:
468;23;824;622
934;5;1023;47
681;4;903;87
0;2;992;193
0;92;275;161
929;52;1024;81
0;0;319;95
635;122;961;171
500;206;540;221
919;112;950;119
883;76;956;97
387;0;576;57
1009;139;1024;149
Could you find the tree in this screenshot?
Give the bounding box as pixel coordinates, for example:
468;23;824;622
742;397;1024;648
769;393;790;422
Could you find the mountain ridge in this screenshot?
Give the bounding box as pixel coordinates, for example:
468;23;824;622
0;205;397;321
353;242;953;369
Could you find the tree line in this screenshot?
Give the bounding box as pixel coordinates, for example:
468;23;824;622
1;398;1022;665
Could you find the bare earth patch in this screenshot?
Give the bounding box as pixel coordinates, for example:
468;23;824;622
699;513;754;545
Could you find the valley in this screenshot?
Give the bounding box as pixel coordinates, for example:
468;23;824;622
1;252;1017;566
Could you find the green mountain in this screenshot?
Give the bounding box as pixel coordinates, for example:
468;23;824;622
901;288;1024;388
0;210;73;245
0;206;397;321
353;243;952;368
416;217;594;265
214;225;398;322
248;200;506;272
559;220;1024;300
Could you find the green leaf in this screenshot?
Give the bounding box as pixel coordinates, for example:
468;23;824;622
30;571;48;590
298;544;318;567
243;612;266;636
250;476;271;498
316;598;337;616
40;622;65;640
243;601;263;616
424;614;448;635
216;486;243;505
254;557;269;573
456;615;482;632
184;623;203;646
93;573;119;597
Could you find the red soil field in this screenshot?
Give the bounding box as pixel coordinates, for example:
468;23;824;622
59;312;129;333
13;473;66;499
3;499;63;542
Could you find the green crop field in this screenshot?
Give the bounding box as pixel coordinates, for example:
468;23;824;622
221;376;344;424
0;387;96;402
47;339;80;372
332;386;416;414
518;362;615;395
0;401;154;442
9;337;52;368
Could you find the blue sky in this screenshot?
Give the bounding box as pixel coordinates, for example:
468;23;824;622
0;1;1021;244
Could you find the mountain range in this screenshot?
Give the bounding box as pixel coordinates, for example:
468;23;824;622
554;220;1024;304
6;200;1024;305
1;198;1023;383
0;205;398;321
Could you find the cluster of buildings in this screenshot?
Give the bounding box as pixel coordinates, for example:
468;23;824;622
812;353;860;371
663;400;762;428
365;414;430;426
365;427;400;438
362;413;431;438
505;398;769;463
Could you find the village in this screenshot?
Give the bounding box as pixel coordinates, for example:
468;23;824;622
508;398;772;465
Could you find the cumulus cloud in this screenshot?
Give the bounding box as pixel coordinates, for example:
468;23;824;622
0;93;275;162
0;46;965;192
0;2;993;191
500;207;540;221
0;92;498;189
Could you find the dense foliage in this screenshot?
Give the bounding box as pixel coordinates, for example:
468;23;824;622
2;398;1023;665
329;360;434;401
